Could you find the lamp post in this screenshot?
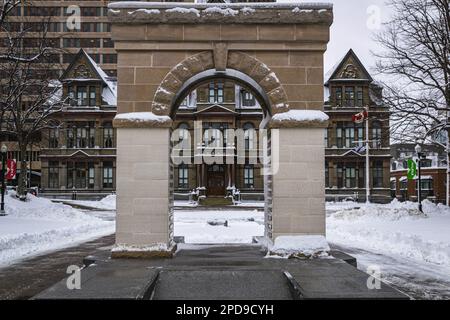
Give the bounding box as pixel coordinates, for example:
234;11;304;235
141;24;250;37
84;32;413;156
0;144;7;216
415;143;425;213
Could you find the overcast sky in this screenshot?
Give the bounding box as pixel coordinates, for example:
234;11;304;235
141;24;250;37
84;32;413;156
280;0;391;78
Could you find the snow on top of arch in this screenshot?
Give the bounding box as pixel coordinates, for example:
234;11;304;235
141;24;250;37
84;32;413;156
114;112;171;123
271;110;329;122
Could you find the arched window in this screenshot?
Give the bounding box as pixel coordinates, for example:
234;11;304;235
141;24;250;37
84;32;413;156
243;122;255;150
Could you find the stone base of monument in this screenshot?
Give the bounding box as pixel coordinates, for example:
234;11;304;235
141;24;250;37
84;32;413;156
34;243;408;300
111;243;177;259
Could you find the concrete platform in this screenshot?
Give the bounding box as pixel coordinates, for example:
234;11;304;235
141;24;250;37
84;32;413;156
34;244;408;300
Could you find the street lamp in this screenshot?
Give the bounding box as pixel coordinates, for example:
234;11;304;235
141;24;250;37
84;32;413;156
0;144;7;216
415;143;425;213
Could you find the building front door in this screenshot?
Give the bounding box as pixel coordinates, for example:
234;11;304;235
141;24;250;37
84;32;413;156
207;164;225;196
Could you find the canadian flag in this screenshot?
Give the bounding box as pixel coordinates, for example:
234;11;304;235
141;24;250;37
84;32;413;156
352;110;368;123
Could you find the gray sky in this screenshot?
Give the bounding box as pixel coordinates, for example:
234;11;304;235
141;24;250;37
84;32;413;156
280;0;391;78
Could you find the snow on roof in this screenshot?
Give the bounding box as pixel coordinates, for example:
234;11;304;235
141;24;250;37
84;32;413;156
114;112;171;123
271;110;329;122
109;2;333;10
83;51;117;106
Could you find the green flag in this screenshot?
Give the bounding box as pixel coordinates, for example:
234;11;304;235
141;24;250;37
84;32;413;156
407;159;417;180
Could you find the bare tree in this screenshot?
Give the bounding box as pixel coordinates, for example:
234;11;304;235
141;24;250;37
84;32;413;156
374;0;450;144
0;2;63;199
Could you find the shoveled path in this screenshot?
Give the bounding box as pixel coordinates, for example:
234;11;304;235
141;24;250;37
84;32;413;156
0;234;115;300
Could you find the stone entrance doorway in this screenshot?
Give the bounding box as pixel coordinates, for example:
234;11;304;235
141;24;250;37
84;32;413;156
207;165;225;196
109;2;333;257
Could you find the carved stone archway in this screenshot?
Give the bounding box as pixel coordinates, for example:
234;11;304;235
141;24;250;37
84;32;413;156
110;2;333;257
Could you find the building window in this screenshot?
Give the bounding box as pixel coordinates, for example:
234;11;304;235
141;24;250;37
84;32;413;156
324;128;328;147
49;128;59;148
337;165;343;188
356;87;364;106
335;87;342;107
178;164;189;189
67;122;95;148
241;90;255;107
344;165;356;188
89;87;96;106
416;178;433;199
243;122;255;150
103;161;113;188
244;165;254;188
103;123;114;148
372;161;384;188
356;124;364;147
48;161;59;188
88;164;95;189
400;179;408;200
208;81;224;103
76;86;87;106
325;162;329;188
103;54;117;64
345;87;355;107
372;121;382;148
344;126;355;148
336;127;343;148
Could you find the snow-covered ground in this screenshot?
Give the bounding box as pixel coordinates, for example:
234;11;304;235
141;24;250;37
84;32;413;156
0;192;115;267
326;199;450;299
174;209;264;243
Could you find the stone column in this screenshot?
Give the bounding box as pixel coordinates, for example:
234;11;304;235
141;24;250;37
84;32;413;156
112;114;175;258
269;113;328;239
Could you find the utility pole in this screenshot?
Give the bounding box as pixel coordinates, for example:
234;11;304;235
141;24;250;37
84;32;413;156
365;109;370;203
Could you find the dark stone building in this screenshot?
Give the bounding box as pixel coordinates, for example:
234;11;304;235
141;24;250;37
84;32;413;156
324;49;391;203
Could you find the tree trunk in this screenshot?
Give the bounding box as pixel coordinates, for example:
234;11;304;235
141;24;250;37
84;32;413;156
17;143;28;200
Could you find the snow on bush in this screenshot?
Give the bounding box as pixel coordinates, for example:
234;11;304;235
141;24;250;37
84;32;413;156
268;235;330;259
327;199;450;269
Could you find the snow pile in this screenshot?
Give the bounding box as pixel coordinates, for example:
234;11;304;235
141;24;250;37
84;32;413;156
166;7;200;17
112;243;171;252
268;235;330;259
0;192;114;267
292;7;313;13
271;110;329;122
114;112;171;123
240;7;255;15
67;194;116;210
204;7;239;16
327;200;450;269
128;9;160;15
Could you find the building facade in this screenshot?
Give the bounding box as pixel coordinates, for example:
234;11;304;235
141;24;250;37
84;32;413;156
39;50;117;198
324;49;391;203
172;79;264;200
391;143;448;203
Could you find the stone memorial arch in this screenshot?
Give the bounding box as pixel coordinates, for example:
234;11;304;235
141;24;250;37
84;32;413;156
109;2;333;257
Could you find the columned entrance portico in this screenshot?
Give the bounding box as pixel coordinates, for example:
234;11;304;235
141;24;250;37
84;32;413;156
109;2;333;257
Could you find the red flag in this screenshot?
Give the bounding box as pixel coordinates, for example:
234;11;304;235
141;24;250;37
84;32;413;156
6;159;16;180
352;111;368;123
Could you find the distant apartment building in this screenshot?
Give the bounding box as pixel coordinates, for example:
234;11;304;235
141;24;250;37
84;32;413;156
324;49;391;203
391;143;448;204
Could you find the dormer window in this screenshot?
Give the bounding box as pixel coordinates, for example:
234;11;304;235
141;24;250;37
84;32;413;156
345;87;355;107
208;81;224;104
89;87;96;106
356;86;363;106
335;87;342;107
76;86;87;106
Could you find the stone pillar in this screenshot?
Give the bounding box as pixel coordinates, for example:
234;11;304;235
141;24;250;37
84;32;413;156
269;113;328;239
112;113;175;257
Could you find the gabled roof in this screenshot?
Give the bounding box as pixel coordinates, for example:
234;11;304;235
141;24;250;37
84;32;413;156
59;49;117;106
325;49;373;86
194;104;238;115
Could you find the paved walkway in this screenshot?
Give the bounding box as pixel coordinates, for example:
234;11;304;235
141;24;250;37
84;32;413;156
35;244;408;300
0;235;115;300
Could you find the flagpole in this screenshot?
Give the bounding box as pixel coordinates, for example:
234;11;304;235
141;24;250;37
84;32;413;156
365;108;370;203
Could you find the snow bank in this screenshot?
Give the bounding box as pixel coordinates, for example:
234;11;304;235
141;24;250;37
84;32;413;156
271;110;329;122
327;199;450;269
66;194;116;210
268;235;330;259
0;192;114;267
